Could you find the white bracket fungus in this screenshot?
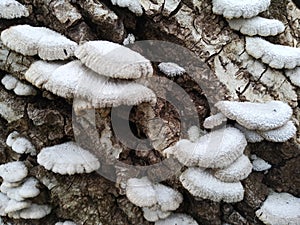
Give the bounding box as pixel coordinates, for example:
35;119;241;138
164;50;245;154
4;199;31;214
37;141;100;175
227;17;285;36
55;221;78;225
1;25;78;60
24;61;64;88
155;213;199;225
214;154;252;182
250;155;271;172
43;60;156;107
246;37;300;69
142;206;171;222
180;168;244;203
0;161;28;183
110;0;143;16
234;123;264;143
158;62;186;77
0;0;29;19
0;192;9;216
166;127;246;168
212;0;271;19
215;101;293;131
125;177;157;208
285;67;300;88
187;125;206;142
8;203;51;219
259;120;297;142
1;74;37;96
256;192;300;225
74;40;153;79
203;112;227;129
6;132;36;155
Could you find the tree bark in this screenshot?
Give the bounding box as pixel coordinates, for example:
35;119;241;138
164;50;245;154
0;0;299;224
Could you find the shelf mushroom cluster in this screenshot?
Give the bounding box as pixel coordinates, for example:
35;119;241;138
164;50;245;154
0;132;51;219
204;101;297;143
164;126;252;203
125;176;197;224
212;0;300;87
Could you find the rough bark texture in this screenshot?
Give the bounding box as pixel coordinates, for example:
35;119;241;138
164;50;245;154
0;0;299;224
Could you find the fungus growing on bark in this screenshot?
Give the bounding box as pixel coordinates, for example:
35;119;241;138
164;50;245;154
215;101;293;131
74;40;153;79
1;25;77;60
1;74;36;96
213;154;252;182
24;61;64;88
142;206;171;222
125;177;157;208
55;221;78;225
285;67;300;87
203;112;227;129
180;167;244;203
165;127;246;168
250;155;271;172
45;60;156;107
8;204;51;219
0;161;28;183
110;0;143;16
5;199;31;214
0;0;29;19
155;213;199;225
234;123;264;143
6;132;36;155
256;192;300;225
37;141;100;175
212;0;271;19
158;62;186;77
259;120;296;142
227;17;285;36
187;125;204;142
0;193;9;216
245;37;300;69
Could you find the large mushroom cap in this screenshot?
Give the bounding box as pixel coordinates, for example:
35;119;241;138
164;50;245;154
216;101;293;131
75;40;153;79
256;192;300;225
0;161;28;183
37;141;100;175
180;167;244;203
173;127;247;168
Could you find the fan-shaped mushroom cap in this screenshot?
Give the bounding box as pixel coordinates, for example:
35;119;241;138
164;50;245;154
44;60;156;107
214;154;252;182
203;112;227;129
250;155;271;172
1;25;77;60
158;62;185;77
171;127;246;168
37;141;100;175
6;131;20;147
155;213;199;225
216;101;293;131
125;177;157;207
234;123;264;143
153;184;183;212
212;0;271;19
8;204;51;219
0;161;28;183
1;74;18;90
0;0;29;19
74;40;153;79
11;136;36;155
142;206;171;222
13;82;36;96
256;192;300;225
5;199;31;214
180;168;244;203
259;120;296;142
246;37;300;69
228;17;284;36
25;61;64;88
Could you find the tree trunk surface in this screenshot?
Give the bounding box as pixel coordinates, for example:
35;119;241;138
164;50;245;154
0;0;299;224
